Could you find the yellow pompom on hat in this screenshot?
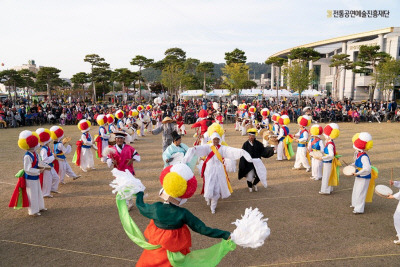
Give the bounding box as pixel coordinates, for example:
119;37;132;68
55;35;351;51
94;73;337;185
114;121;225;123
323;123;340;139
97;114;107;126
271;113;280;122
297;115;311;127
18;130;39;150
129;109;139;118
115;110;124;120
36;128;52;145
278;115;290;125
352;132;373;151
159;163;197;200
207;122;224;139
310;124;323;136
78;119;91;133
50;126;64;140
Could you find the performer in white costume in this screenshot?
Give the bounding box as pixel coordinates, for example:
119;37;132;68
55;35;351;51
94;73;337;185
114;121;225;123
293;115;311;172
307;125;324;181
182;132;252;214
50;126;80;184
76;119;96;172
36;128;60;197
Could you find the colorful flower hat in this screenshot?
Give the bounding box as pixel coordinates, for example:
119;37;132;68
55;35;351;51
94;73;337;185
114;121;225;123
310;124;323;136
18;130;39;150
130;109;139;118
271;113;280;123
106;114;115;124
78;119;91;133
50;126;65;140
146;104;152;111
115;110;124;120
261;108;270;117
137;105;144;112
278;115;290;125
248;106;256;114
97;115;107;126
297;115;311;127
36;128;52;145
159;163;197;203
323;123;340;139
352;132;373;151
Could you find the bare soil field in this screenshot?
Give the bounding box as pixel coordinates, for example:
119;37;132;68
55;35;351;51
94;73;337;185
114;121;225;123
1;122;400;267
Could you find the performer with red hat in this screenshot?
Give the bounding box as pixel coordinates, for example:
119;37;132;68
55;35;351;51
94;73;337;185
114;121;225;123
293;115;311;172
36;128;60;197
75;119;96;172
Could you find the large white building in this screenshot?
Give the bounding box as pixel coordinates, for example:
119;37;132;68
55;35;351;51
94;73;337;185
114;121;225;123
269;27;400;101
12;60;40;74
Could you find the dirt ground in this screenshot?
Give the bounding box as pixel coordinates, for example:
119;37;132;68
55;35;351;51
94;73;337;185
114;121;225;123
1;122;400;267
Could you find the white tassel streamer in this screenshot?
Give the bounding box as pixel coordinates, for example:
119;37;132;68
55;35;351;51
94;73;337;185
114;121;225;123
109;168;146;200
231;207;270;248
103;146;116;157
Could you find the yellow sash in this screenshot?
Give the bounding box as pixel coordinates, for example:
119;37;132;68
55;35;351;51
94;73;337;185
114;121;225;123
306;151;311;165
283;135;293;160
211;145;233;193
365;167;378;203
328;157;341;186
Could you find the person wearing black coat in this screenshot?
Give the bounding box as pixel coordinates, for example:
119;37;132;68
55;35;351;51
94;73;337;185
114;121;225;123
238;128;274;192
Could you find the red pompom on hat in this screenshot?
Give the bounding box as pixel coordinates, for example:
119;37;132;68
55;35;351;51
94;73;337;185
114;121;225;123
50;126;65;140
198;109;208;118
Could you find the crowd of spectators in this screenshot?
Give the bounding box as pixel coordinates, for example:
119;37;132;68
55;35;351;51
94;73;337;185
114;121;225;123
1;96;400;129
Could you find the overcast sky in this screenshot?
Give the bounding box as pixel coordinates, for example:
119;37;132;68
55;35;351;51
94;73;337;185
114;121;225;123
1;0;399;77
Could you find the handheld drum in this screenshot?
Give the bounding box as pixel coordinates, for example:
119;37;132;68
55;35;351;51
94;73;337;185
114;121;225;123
375;185;393;198
343;165;356;177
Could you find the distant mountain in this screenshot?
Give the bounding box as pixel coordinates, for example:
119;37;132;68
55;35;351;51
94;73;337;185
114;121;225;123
142;62;271;82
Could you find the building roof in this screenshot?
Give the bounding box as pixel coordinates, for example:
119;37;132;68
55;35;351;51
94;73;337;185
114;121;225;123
269;27;396;58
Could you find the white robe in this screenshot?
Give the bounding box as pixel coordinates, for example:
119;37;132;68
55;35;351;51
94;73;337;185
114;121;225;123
80;132;94;171
392;181;400;238
183;144;252;200
39;146;60;196
307;138;324;180
320;141;334;194
24;152;45;215
276;127;286;161
99;127;110;162
351;152;372;213
56;143;78;183
293;129;310;169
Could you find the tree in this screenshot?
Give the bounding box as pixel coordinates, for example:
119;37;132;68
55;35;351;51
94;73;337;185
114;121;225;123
284;61;314;102
287;47;321;62
329;54;352;99
18;69;36;102
84;54;105;102
265;56;287;98
225;48;247;65
161;64;185;98
373;58;400;101
164;47;186;65
352;45;391;101
149;82;163;94
130;55;154;100
0;69;24;104
221;63;249;96
242;80;258;89
92;62;112;97
184;58;200;75
71;72;89;99
196;62;214;91
35;67;63;100
113;68;136;93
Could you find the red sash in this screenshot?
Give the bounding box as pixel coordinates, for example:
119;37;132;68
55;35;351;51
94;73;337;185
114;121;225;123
326;141;336;155
95;135;102;158
75;141;83;166
311;137;320;147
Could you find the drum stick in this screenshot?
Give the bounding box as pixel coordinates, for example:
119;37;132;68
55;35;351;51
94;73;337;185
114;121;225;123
342;160;349;166
391;168;393;187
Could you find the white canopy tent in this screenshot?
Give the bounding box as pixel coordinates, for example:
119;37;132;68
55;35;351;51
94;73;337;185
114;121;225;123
239;89;263;97
180;90;206;99
206;89;231;97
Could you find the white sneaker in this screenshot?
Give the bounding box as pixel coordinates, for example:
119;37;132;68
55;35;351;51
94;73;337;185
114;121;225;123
292;167;300;170
253;185;258;192
310;176;315;180
394;239;400;244
319;191;330;195
73;175;81;180
81;169;88;172
306;168;311;172
211;210;215;214
248;187;253;193
206;199;211;206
